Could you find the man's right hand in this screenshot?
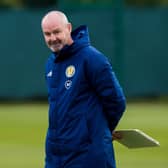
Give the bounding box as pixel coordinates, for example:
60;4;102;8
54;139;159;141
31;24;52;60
112;131;123;141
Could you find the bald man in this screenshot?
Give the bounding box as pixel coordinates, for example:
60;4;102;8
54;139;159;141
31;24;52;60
41;11;126;168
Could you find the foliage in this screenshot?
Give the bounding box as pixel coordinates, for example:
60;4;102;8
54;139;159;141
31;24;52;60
125;0;168;7
0;0;57;8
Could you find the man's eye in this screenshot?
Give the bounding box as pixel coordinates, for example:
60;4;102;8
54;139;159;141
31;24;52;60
54;30;61;34
45;32;50;36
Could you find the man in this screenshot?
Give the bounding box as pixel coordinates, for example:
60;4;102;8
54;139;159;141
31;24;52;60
41;10;126;168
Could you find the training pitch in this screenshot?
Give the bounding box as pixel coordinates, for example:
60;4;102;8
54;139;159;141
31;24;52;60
0;101;167;168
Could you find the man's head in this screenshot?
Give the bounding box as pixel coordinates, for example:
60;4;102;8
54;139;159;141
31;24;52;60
41;11;73;53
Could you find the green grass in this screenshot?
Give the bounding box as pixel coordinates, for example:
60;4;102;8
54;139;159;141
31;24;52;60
0;101;168;168
0;103;48;168
114;101;168;168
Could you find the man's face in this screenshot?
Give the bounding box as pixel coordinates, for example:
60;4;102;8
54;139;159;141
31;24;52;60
42;20;72;53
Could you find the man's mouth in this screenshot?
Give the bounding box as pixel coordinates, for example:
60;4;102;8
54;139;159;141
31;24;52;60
51;42;62;48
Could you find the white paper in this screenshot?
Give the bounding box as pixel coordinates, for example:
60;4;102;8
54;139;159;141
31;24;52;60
115;129;160;149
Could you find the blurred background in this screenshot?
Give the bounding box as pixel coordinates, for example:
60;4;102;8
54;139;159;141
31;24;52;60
0;0;167;168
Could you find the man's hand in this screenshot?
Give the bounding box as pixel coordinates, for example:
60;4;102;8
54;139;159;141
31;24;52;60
112;131;123;141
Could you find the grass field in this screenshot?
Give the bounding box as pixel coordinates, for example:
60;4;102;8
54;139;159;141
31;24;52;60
0;101;167;168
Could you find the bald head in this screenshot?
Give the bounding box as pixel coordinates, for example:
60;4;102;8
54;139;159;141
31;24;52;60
41;10;73;53
41;11;69;28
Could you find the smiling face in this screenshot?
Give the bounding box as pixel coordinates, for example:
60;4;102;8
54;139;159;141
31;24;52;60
41;11;73;53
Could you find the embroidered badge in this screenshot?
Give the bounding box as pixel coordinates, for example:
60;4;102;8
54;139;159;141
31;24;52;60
65;65;75;78
65;80;72;89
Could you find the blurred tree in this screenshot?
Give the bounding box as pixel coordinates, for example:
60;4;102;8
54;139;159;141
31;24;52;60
23;0;57;8
161;0;168;5
71;0;113;5
0;0;57;8
58;0;168;8
58;0;113;7
0;0;24;8
125;0;168;7
1;0;168;8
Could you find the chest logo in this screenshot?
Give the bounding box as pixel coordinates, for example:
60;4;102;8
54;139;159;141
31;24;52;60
65;80;72;89
65;65;75;78
47;70;52;77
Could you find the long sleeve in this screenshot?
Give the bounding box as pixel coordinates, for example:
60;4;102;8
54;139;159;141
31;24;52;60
86;50;126;131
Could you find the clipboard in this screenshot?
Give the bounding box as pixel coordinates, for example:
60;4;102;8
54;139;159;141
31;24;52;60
115;129;160;149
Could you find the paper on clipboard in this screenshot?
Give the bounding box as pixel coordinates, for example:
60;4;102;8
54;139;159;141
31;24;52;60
115;129;160;149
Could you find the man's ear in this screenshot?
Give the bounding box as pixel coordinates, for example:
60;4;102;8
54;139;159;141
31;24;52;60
67;23;72;33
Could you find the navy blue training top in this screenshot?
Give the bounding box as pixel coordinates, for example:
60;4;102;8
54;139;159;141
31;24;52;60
45;25;126;146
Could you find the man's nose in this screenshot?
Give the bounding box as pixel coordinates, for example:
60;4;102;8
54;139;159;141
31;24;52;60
50;33;57;41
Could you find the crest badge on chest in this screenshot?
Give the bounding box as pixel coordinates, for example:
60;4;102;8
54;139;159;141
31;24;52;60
65;65;75;78
65;65;75;90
